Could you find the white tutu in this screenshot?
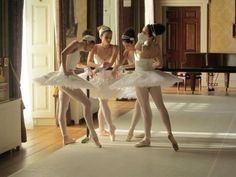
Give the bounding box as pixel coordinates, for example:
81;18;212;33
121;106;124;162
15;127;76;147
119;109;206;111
34;71;96;90
110;69;182;89
79;70;135;99
33;49;96;90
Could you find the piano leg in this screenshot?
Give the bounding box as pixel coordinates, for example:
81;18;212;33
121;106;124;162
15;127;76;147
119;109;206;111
190;73;196;94
224;73;230;92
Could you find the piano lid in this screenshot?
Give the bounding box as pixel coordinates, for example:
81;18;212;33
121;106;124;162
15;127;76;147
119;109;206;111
185;52;236;68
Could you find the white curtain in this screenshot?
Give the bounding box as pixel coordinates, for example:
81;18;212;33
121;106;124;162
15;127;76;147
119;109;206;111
145;0;154;25
21;2;33;129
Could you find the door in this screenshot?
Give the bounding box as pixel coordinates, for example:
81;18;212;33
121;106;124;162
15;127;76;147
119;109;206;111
103;0;117;44
26;0;55;121
165;7;200;68
118;0;144;53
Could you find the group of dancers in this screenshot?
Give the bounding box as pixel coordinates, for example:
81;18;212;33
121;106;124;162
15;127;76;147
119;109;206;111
35;23;182;151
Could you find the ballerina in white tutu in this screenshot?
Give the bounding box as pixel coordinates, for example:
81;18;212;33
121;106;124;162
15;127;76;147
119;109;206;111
34;30;101;147
86;25;119;141
111;25;181;150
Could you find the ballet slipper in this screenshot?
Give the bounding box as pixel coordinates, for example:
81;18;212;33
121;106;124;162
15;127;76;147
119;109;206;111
109;125;116;142
134;132;145;139
168;134;179;152
135;138;151;148
98;130;110;136
125;131;133;142
90;135;102;148
63;136;76;146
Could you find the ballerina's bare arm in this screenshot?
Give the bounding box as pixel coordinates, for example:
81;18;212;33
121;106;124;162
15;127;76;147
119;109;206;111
105;45;119;68
113;49;129;71
61;40;81;75
136;42;160;59
87;45;101;68
111;49;134;78
152;45;163;68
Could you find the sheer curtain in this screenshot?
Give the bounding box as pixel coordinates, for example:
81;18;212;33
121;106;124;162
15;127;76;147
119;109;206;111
145;0;154;25
21;2;33;129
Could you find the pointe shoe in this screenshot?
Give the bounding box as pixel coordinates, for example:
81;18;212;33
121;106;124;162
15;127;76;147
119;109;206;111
135;139;151;148
168;134;179;152
134;133;145;139
98;130;110;136
63;136;76;146
90;136;102;148
126;132;133;142
109;125;116;142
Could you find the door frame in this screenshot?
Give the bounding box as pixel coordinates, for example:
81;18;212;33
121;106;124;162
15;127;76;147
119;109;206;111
155;0;209;53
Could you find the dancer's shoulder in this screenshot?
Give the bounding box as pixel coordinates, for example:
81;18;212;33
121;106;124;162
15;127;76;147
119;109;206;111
62;40;80;54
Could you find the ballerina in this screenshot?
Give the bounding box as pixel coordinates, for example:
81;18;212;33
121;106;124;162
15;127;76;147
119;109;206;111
111;25;182;151
113;28;163;141
34;30;102;148
86;25;118;141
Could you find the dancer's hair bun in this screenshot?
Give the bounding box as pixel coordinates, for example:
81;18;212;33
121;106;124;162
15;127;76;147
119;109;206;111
82;30;93;37
122;28;135;43
147;24;165;37
82;30;95;43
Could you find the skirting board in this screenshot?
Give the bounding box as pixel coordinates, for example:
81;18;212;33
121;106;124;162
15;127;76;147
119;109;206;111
33;117;56;126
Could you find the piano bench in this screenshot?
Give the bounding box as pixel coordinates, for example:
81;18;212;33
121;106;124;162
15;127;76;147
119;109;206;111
177;72;202;92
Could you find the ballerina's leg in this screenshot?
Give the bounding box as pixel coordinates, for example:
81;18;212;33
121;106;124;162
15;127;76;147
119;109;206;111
149;86;172;134
126;100;142;141
58;90;75;145
61;87;102;147
97;107;108;135
135;87;152;147
98;98;116;141
149;86;179;151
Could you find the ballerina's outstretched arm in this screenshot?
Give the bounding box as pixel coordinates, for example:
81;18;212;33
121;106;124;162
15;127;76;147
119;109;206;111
61;40;80;76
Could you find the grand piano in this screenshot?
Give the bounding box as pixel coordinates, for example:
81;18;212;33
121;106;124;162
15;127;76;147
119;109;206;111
161;53;236;93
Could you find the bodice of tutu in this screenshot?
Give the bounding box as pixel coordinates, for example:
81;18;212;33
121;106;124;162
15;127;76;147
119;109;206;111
59;49;81;72
94;54;104;65
134;53;154;71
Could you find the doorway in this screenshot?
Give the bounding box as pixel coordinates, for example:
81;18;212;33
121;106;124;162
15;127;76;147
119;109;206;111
163;7;201;68
87;0;144;53
21;0;55;127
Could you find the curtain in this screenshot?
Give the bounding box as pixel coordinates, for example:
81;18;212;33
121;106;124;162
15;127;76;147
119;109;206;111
145;0;154;25
8;0;27;142
65;0;78;37
55;0;72;125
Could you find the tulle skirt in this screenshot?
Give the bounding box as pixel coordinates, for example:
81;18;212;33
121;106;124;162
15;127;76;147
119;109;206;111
34;71;96;90
79;70;135;99
110;70;182;89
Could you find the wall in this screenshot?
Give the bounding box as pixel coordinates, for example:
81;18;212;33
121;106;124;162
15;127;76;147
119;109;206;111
207;0;236;88
66;0;87;44
154;0;236;88
76;0;87;40
209;0;236;52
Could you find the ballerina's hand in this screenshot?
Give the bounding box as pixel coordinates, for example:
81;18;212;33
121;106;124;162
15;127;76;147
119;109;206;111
102;62;111;69
137;32;148;44
89;70;97;78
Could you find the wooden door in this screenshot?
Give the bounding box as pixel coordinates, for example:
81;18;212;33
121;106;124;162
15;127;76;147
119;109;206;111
165;7;200;68
87;0;103;42
118;0;144;53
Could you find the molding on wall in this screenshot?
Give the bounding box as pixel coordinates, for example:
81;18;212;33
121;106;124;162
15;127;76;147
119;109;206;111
33;117;56;126
156;0;209;53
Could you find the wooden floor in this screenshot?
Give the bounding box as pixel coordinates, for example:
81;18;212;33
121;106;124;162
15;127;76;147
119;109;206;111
0;86;236;177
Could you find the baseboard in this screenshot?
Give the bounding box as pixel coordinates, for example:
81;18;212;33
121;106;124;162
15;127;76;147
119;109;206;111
33;117;56;126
